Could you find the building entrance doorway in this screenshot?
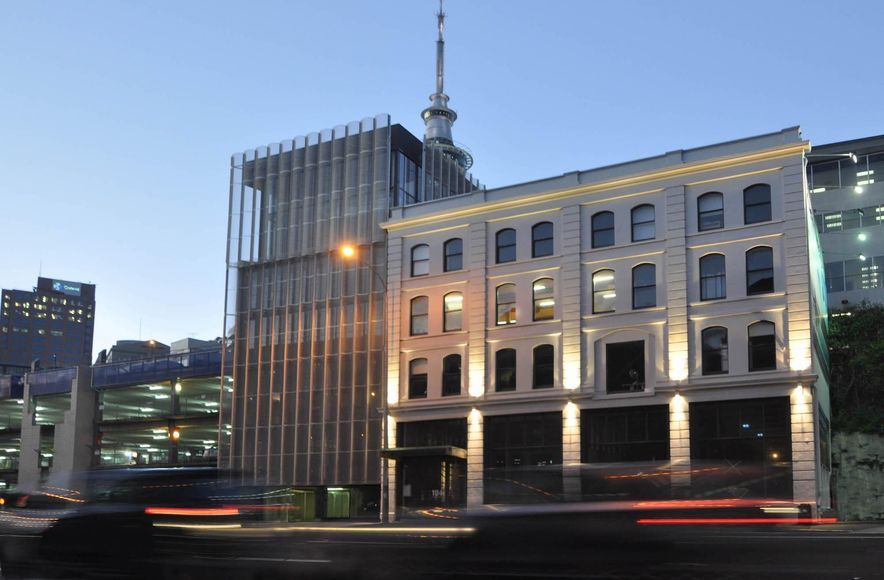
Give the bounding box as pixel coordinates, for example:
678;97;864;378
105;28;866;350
398;456;466;510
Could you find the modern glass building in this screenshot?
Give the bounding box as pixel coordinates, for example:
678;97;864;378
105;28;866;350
808;135;884;309
0;277;95;375
222;115;479;517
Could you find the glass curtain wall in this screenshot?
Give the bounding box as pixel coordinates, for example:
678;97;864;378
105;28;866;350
223;116;391;487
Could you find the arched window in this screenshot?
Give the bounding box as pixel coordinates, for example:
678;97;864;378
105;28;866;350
631;204;655;242
442;354;462;396
532;278;555;321
701;327;729;375
746;246;774;295
444;238;463;272
744;184;772;224
496;284;517;325
495;348;517;392
533;344;555;389
592;269;616;314
591;211;615;248
410;296;428;335
411;244;429;277
699;254;726;300
409;358;428;399
443;292;463;332
632;264;656;309
496;228;517;263
532;222;554;258
698;192;724;231
748;321;776;372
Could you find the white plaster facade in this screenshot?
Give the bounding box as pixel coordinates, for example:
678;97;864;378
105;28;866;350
382;127;832;515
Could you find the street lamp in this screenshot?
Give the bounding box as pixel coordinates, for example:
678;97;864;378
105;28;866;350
339;244;391;523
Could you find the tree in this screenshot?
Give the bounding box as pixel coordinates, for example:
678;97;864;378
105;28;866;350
828;303;884;434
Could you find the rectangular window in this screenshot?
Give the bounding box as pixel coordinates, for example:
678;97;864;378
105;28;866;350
605;341;645;394
581;406;669;462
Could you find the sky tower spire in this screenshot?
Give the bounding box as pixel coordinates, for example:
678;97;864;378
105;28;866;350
421;0;472;170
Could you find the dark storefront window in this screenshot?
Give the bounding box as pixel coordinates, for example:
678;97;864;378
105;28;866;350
397;418;467;449
484;413;562;503
582;406;669;463
605;341;644;393
690;397;791;498
396;419;467;510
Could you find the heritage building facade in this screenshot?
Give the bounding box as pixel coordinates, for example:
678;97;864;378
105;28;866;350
382;127;831;518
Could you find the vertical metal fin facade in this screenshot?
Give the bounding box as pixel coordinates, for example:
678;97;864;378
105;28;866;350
222;115;391;486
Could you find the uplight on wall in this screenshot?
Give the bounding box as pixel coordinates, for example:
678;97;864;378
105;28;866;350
564;401;578;427
669;352;689;383
670;392;687;421
469;408;482;429
789;340;811;372
563;362;580;390
387;378;399;405
469;371;485;398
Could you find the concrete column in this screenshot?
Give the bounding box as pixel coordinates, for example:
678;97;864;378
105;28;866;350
562;403;581;501
50;366;95;489
669;394;691;491
790;385;818;506
17;366;95;492
17;391;41;491
467;409;483;507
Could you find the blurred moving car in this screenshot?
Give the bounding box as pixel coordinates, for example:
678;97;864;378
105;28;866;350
0;467;251;577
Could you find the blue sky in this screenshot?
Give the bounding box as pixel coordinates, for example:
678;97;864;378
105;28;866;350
1;0;882;359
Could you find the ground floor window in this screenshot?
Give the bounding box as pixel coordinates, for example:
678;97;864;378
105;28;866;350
580;405;670;500
689;397;792;499
484;412;562;503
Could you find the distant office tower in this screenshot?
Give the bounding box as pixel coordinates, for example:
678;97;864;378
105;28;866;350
0;277;95;374
807;135;884;309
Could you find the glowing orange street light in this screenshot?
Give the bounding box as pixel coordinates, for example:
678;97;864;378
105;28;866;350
170;428;180;441
340;245;356;259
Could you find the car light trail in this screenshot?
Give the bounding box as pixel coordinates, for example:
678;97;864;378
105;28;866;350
637;517;838;525
145;507;240;516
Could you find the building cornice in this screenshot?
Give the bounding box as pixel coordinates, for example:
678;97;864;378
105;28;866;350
382;141;810;232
